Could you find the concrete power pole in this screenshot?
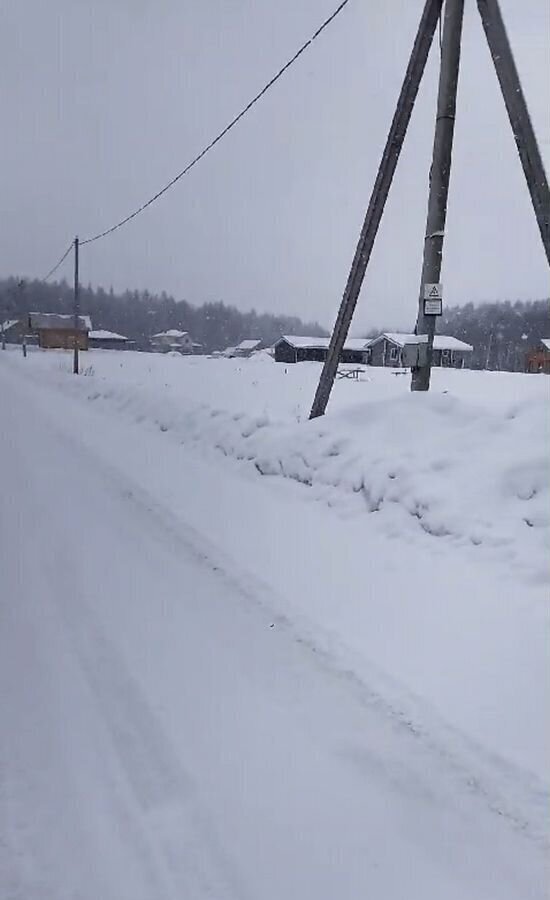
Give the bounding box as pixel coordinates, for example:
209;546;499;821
411;0;464;392
73;236;80;375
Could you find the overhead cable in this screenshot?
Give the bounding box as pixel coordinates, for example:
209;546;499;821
80;0;352;246
43;242;74;281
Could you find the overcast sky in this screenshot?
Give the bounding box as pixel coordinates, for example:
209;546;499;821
1;0;548;331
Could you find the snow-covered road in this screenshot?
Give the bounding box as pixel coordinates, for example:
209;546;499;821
1;361;546;898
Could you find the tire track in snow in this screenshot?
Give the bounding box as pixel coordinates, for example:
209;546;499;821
35;379;549;853
51;570;251;900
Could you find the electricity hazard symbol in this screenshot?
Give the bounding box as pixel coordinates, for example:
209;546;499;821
423;283;443;300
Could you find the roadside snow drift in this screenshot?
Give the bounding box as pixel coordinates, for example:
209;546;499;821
10;348;548;580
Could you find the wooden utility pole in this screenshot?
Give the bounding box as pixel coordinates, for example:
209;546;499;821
309;0;548;414
411;0;464;392
309;0;444;419
477;0;550;266
73;236;80;375
18;279;27;357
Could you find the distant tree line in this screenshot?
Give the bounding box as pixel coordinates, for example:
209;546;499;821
0;275;547;368
439;299;549;370
0;276;326;353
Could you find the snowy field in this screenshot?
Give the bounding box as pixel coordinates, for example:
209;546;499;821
1;346;548;899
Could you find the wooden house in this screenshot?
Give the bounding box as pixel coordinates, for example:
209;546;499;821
28;312;91;350
151;329;193;353
367;332;473;368
526;339;550;373
273;335;370;364
89;329;130;350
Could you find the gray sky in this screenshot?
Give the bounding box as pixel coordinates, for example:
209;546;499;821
1;0;548;331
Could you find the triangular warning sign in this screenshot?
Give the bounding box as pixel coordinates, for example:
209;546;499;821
428;285;439;298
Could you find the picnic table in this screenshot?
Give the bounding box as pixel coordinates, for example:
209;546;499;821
336;367;363;381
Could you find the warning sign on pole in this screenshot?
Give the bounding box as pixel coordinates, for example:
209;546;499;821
424;298;442;315
423;283;443;300
423;283;443;315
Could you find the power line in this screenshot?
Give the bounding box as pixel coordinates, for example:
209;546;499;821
43;242;74;281
80;0;352;246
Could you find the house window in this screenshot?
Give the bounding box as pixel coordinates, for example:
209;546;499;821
441;349;452;366
388;345;399;363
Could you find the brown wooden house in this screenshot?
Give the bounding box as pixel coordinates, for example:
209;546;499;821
526;339;550;374
28;312;91;350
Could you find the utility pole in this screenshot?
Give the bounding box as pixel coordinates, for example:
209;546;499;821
411;0;464;392
477;0;550;266
485;331;493;369
309;0;444;419
73;236;80;375
309;0;547;413
17;279;27;357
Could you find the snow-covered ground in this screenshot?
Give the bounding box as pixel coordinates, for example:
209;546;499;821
1;347;548;898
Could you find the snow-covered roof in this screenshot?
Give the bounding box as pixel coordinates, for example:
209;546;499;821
153;329;189;338
236;339;262;351
89;329;128;340
278;335;371;351
29;312;92;331
373;332;473;352
1;319;20;332
541;339;550;351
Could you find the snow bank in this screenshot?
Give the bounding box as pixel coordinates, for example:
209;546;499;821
2;349;548;788
11;348;547;581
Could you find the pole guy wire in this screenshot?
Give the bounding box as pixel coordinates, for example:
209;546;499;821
43;242;74;282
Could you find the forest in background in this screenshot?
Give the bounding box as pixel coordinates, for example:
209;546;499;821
0;275;547;369
0;277;325;353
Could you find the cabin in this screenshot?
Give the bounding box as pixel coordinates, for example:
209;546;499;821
526;339;550;373
152;329;193;353
28;312;91;350
89;329;130;350
273;335;371;364
368;332;473;368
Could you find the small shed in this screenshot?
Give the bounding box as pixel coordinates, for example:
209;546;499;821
1;319;24;343
152;329;193;354
273;335;370;364
526;339;550;373
28;312;91;350
89;329;129;350
232;339;262;358
368;332;473;368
